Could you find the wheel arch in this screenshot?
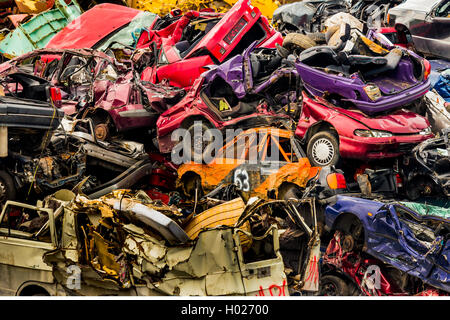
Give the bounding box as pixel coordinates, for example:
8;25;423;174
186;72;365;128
16;281;54;296
331;211;367;247
303;121;339;146
180;115;214;130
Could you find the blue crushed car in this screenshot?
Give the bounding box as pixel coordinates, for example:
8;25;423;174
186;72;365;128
323;195;450;293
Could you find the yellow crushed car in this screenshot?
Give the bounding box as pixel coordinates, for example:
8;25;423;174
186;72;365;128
177;127;321;200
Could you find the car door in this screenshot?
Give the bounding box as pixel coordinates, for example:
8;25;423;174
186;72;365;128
368;204;437;279
224;131;260;193
426;0;450;59
232;203;288;296
258;131;305;188
0;201;57;295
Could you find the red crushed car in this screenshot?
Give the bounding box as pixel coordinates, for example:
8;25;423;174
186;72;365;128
295;93;434;167
0;48;185;140
46;3;158;50
137;0;283;89
156;75;290;155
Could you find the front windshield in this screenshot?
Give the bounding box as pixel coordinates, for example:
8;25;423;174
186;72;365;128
94;11;158;51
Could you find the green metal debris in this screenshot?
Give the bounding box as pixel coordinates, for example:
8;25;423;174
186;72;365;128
0;0;82;58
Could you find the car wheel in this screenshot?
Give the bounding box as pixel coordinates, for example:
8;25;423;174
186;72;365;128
307;131;340;167
320;275;349;296
283;33;316;53
184;121;212;163
94;123;110;141
306;31;326;43
90;114;115;141
0;170;16;207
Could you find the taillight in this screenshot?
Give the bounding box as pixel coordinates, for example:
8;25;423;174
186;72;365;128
49;87;62;107
327;173;347;190
423;58;431;80
396;173;403;188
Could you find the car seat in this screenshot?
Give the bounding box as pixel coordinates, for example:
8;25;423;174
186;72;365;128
299;46;340;68
179;20;217;58
217;100;256;118
7;72;49;101
361;48;402;77
250;52;283;79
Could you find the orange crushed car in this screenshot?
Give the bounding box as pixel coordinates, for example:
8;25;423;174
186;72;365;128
177;127;321;200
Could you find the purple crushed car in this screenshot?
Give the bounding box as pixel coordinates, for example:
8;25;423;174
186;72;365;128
284;25;432;115
203;41;299;111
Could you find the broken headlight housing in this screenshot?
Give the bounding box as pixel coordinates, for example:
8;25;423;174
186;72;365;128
354;129;393;138
419;127;432;135
363;84;382;101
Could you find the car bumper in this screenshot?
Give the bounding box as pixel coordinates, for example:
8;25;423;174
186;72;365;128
339;133;434;159
344;78;431;115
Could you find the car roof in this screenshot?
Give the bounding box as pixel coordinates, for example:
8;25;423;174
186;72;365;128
392;0;441;12
46;4;142;50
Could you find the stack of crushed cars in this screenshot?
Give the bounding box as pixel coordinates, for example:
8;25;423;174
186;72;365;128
0;0;448;296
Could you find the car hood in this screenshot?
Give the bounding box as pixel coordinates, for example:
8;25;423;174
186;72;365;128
336;107;430;134
389;0;440;13
46;4;149;50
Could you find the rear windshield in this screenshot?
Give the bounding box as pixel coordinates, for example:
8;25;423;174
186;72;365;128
227;19;267;59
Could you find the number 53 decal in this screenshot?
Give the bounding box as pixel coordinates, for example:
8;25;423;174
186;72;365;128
234;168;250;192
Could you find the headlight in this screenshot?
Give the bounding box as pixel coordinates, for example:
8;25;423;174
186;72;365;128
419;127;432;135
363;84;382;101
354;129;393;138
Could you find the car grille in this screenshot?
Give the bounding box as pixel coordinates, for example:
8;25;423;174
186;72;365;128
397;143;417;153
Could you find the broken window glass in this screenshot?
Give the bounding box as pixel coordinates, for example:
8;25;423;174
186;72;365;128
0;204;50;241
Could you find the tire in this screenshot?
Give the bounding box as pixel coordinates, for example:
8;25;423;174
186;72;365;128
184;120;212;163
0;170;16;205
307;131;340;167
320;275;349;296
283;33;316;53
278;184;303;200
305;31;326;43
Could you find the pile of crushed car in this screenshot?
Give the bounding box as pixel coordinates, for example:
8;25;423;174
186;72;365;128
0;0;449;296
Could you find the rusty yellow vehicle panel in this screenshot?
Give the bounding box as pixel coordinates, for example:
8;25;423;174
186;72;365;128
177;127;320;199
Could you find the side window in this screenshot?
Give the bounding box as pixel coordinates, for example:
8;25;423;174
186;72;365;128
0;204;51;242
222;134;256;160
278;137;299;162
242;134;258;161
221;136;239;159
435;0;450;17
158;49;168;64
264;135;294;163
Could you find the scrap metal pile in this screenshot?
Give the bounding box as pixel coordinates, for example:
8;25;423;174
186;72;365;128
0;0;449;296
